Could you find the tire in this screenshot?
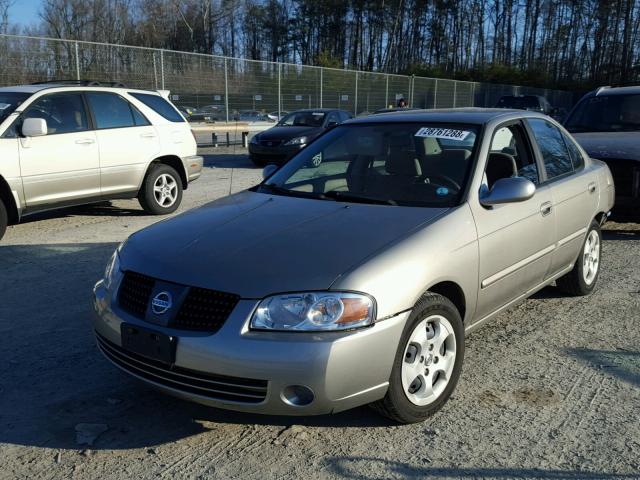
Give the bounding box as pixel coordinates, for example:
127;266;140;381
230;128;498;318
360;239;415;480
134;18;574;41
371;292;464;424
250;156;266;168
0;198;7;241
556;220;602;296
138;164;183;215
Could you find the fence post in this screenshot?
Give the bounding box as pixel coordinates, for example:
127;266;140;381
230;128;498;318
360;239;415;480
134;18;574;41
224;58;229;123
74;41;80;80
410;75;415;107
277;63;281;119
385;74;389;107
319;68;323;108
433;78;438;108
471;82;476;107
453;81;457;108
152;53;158;89
354;71;358;115
160;49;165;90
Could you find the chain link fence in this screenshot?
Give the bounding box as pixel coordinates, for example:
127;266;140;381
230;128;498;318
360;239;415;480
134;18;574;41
0;34;575;121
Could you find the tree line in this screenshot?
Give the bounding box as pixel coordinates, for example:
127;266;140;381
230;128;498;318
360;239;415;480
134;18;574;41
3;0;640;89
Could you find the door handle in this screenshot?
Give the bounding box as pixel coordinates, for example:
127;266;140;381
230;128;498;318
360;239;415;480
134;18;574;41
540;201;553;216
140;133;157;138
75;139;95;145
588;182;597;193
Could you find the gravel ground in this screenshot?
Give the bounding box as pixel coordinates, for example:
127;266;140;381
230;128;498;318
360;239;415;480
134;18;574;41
1;148;639;480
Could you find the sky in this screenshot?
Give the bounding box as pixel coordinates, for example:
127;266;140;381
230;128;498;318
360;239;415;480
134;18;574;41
8;0;41;29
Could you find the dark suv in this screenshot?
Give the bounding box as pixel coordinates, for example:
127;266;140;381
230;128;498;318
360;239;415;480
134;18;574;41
564;86;640;216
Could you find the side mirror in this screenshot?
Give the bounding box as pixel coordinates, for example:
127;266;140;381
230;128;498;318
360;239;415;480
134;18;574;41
22;118;48;137
262;164;278;179
480;177;536;206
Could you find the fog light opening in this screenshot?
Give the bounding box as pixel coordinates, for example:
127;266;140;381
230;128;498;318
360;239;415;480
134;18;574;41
281;385;315;407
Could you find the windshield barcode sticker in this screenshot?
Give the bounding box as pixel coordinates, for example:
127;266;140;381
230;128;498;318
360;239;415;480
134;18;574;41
415;127;471;140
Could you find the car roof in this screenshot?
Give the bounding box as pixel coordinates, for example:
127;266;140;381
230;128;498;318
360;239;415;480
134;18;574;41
0;83;161;96
347;108;546;125
288;108;342;113
591;85;640;96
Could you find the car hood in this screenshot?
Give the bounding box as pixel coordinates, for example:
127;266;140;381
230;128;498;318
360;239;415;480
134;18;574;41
120;191;448;298
258;125;322;141
572;132;640;161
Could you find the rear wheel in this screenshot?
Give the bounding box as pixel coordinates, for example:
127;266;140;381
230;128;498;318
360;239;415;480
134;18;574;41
0;199;7;241
138;164;183;215
556;220;601;296
371;292;464;423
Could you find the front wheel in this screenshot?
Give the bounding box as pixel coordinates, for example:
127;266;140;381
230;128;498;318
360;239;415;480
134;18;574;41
371;292;464;423
556;220;602;296
138;164;183;215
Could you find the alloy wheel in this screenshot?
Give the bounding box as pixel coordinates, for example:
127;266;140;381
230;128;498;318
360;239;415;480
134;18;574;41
401;315;457;406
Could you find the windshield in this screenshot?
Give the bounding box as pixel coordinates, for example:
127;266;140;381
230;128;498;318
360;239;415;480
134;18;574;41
0;92;30;123
565;94;640;132
259;123;479;207
496;96;540;109
278;111;325;127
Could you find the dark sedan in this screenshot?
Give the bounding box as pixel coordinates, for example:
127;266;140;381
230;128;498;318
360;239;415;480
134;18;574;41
249;109;352;166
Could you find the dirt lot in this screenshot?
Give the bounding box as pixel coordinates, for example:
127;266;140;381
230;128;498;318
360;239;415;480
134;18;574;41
1;148;639;480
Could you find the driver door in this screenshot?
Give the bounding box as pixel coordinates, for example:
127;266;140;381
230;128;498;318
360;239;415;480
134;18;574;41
471;122;556;320
17;92;100;208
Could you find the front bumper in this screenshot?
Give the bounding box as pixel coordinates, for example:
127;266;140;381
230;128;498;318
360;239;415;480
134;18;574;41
248;143;304;164
93;280;407;416
181;155;203;182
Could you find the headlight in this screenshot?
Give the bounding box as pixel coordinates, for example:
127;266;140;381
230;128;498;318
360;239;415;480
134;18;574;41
250;134;260;144
250;292;374;332
284;136;307;146
104;247;123;290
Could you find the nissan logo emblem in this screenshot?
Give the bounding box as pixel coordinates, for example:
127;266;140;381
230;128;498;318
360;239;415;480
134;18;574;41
151;291;172;315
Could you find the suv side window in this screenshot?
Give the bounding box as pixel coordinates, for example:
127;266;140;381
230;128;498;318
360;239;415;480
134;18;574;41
87;92;150;129
129;92;184;123
528;118;574;180
21;92;88;135
561;132;585;171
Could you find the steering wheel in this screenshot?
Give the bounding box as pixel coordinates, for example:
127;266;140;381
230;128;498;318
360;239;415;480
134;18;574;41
426;174;461;191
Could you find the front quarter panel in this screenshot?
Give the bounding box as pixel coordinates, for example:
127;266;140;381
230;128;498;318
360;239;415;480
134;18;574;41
332;204;479;323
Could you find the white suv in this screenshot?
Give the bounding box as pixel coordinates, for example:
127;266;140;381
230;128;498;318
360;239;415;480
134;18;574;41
0;82;203;240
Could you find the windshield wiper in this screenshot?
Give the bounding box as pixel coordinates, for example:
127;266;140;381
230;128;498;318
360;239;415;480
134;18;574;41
258;183;331;200
324;191;397;206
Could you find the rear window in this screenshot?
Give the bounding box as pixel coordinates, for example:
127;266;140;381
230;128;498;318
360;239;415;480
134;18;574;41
496;96;541;109
129;92;184;123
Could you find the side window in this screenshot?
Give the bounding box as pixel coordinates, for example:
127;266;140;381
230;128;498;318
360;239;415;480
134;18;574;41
131;105;150;126
326;112;340;126
87;92;137;129
528;118;574;180
487;124;539;186
339;111;351;122
21;93;88;135
128;92;184;123
561;132;585;171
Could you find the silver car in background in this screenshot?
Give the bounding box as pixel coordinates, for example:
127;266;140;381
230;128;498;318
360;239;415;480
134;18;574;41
93;109;614;423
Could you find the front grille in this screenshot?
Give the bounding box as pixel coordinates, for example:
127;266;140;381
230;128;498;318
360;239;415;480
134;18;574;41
604;159;640;198
117;271;240;333
174;286;239;331
260;139;283;146
118;271;154;319
96;332;268;404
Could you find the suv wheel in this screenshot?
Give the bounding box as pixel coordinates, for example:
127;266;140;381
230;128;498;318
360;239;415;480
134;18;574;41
371;292;464;423
0;198;7;241
556;220;602;296
138;164;183;215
